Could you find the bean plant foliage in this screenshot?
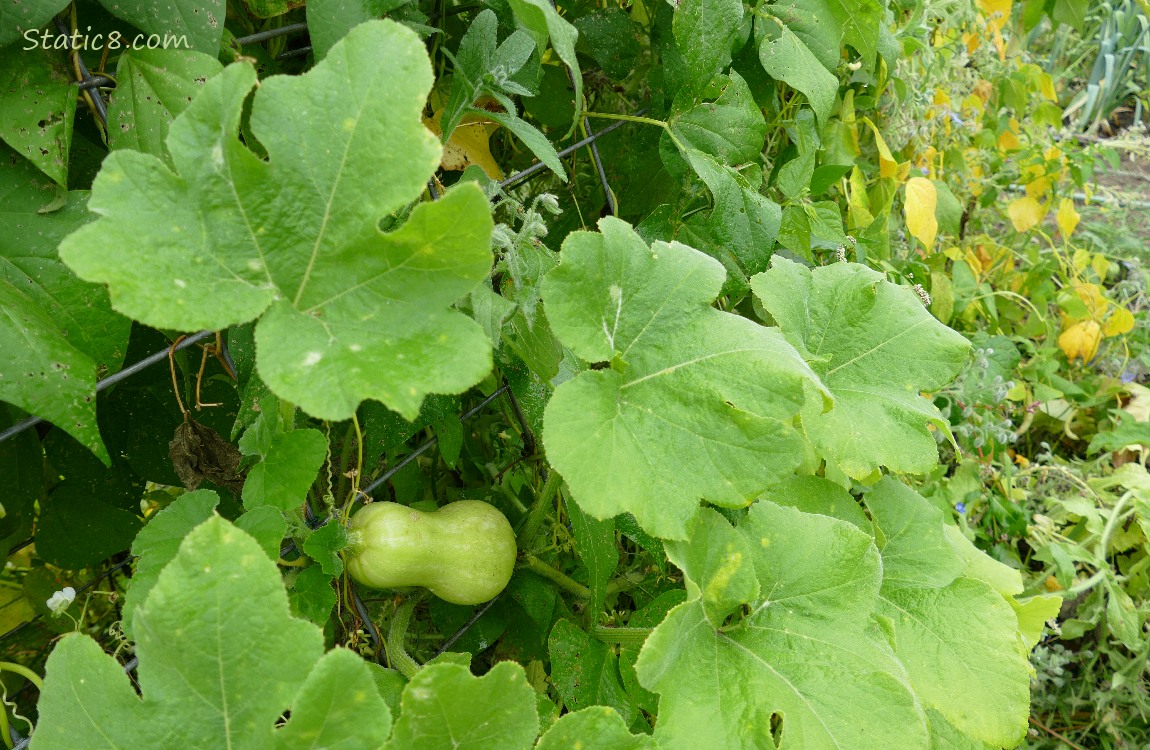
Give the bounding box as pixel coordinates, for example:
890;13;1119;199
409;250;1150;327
0;0;1084;746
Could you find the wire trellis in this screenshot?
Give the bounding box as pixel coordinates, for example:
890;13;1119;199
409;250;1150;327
2;12;637;745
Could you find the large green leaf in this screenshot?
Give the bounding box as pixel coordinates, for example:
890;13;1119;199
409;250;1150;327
0;0;70;48
751;258;970;478
239;411;327;512
384;662;539;750
762;0;841;71
0;46;77;185
31;516;334;748
121;488;221;641
566;496;618;618
0;165;130;374
59;21;495;422
307;0;414;60
672;0;744;91
826;0;883;65
548;619;636;722
757;19;838;127
100;0;226;55
768;0;883;67
274;648;393;750
635;503;928;749
0;277;105;461
866;480;1031;747
0;152;132;461
681;148;780;292
666;71;766;165
505;0;581;125
541;218;821;540
536;707;659;750
106;48;224;159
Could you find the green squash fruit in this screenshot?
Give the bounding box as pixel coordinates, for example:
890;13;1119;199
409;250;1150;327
345;500;517;605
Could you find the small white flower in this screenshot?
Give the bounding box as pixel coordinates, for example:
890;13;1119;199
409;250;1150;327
47;587;76;615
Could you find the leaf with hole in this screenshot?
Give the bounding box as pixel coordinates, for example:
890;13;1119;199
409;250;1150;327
635;503;928;749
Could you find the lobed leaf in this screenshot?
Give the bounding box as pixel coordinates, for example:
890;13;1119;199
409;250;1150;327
752;258;970;478
59;20;494;422
636;503;928;749
541;217;822;540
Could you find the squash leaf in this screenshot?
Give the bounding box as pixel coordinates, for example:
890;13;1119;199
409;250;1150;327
59;20;494;422
635;502;928;749
542;218;822;540
752;258;970;478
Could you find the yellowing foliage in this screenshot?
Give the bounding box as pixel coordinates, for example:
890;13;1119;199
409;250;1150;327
1059;321;1102;362
905;177;939;250
424;111;504;180
1007;196;1045;232
1056;198;1080;239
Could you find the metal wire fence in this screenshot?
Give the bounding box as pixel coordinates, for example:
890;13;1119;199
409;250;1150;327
2;13;636;746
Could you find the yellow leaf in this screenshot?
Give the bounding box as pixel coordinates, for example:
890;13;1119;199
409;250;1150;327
848;166;873;230
423;112;504;180
861;117;898;178
905;177;938;250
1007;196;1044;232
978;0;1012;31
1072;249;1092;275
1059;320;1102;361
1056;197;1079;239
1025;175;1051;199
1091;253;1110;281
1103;307;1135;336
1071;281;1106;318
997;120;1021;151
1038;72;1057;101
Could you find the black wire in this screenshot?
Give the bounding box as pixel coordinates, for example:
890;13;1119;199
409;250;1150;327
0;330;213;447
54;16;106;128
360;384;509;498
0;557;133;645
276;46;312;61
234;23;308;47
350;585;384;663
434;594;501;656
499;112;643;190
76;76;113;91
504;387;536;459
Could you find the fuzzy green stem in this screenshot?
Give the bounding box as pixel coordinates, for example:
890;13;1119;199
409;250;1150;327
523;555;592;599
516;472;561;549
388;594;424;679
